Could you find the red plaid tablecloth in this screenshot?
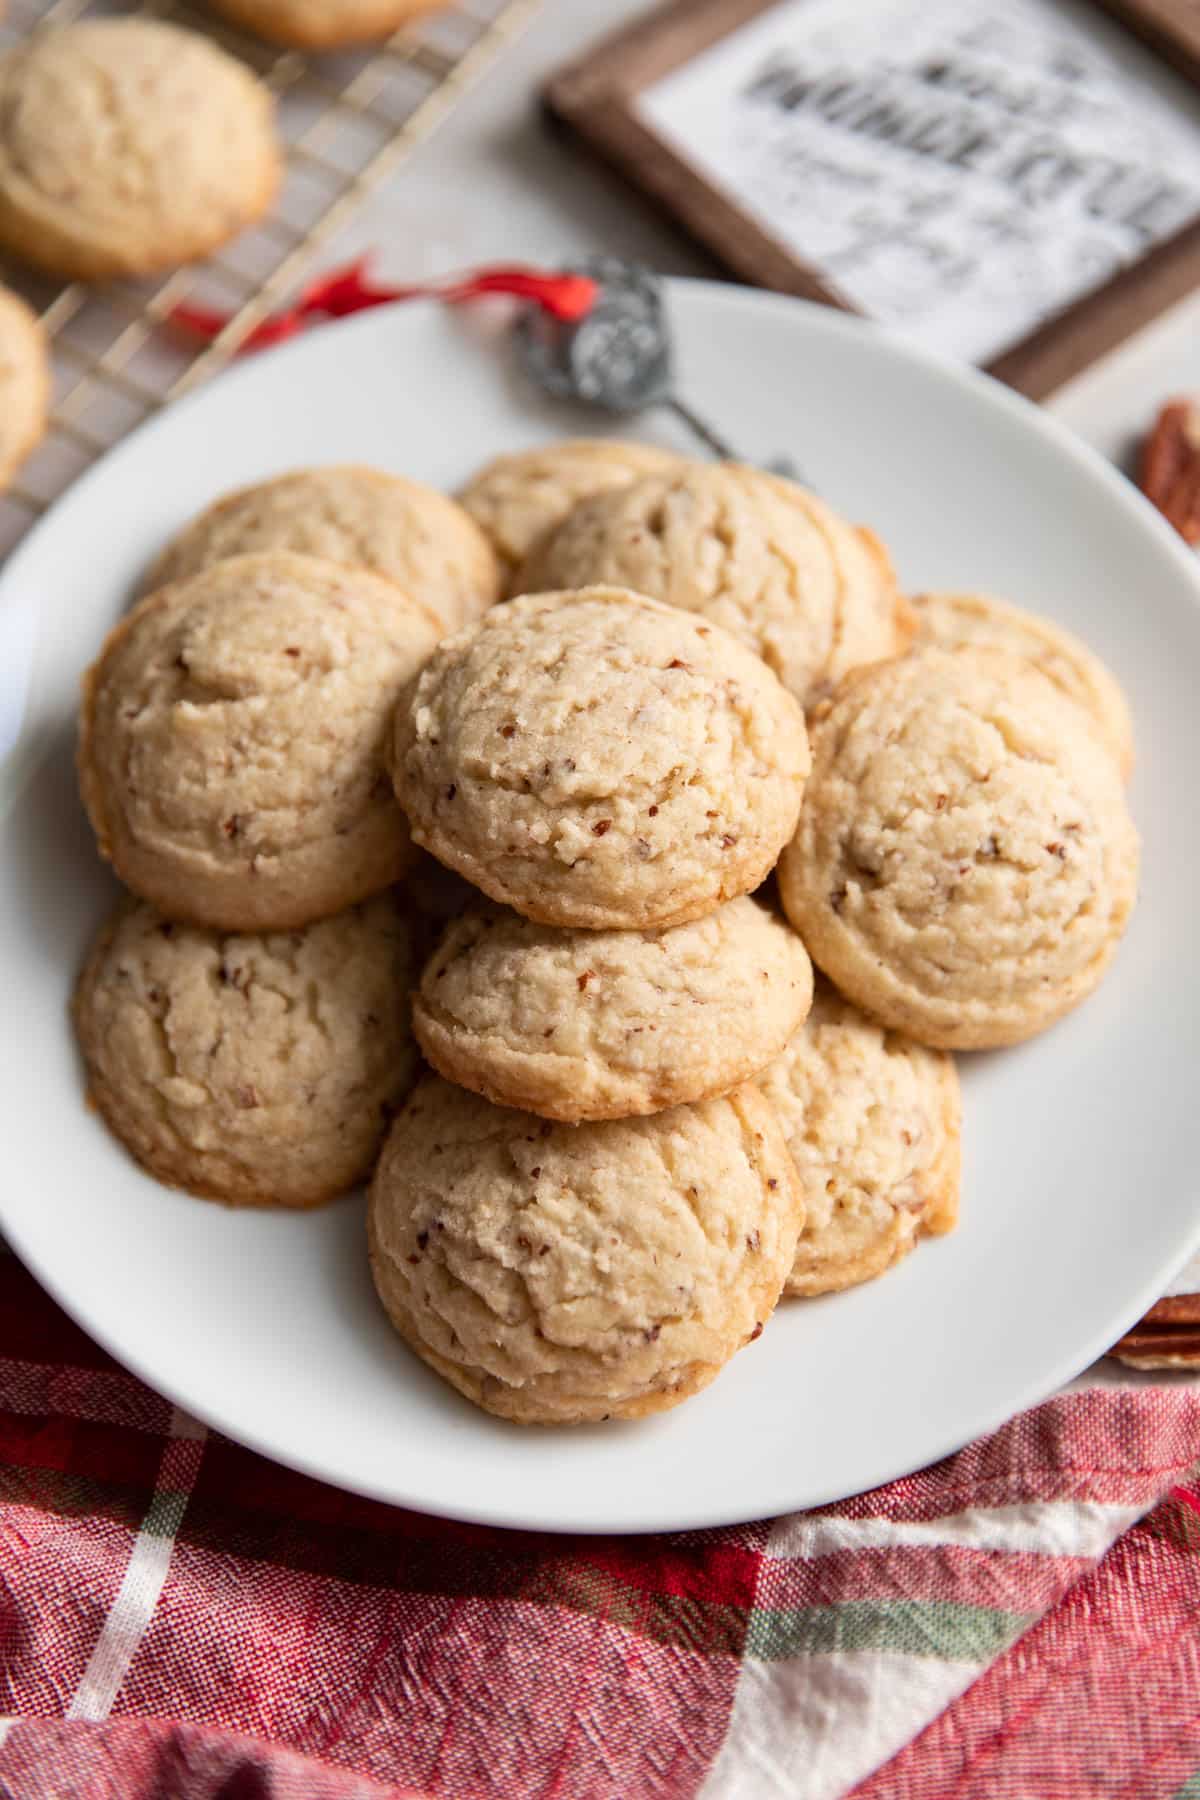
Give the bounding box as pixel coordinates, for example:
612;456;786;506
3;1239;1200;1800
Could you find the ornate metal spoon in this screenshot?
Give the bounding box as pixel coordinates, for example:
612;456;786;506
514;257;803;481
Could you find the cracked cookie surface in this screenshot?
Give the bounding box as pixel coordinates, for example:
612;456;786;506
147;466;499;633
367;1076;802;1424
517;464;908;709
0;284;47;492
0;20;280;280
459;439;683;579
912;589;1134;780
75;892;418;1208
80;551;439;931
413;896;814;1120
392;586;810;930
777;649;1139;1048
758;982;960;1295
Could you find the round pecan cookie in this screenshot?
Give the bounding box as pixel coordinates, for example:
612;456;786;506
207;0;443;48
368;1076;801;1424
777;650;1139;1049
0;285;48;493
458;438;683;581
80;552;439;931
517;464;908;710
392;586;810;931
0;21;280;280
413;895;813;1120
75;892;418;1208
912;589;1134;780
146;466;499;634
758;982;960;1296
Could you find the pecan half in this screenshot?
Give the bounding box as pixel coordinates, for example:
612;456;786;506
1140;397;1200;545
1110;1291;1200;1368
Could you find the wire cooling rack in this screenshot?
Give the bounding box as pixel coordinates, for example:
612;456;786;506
0;0;539;557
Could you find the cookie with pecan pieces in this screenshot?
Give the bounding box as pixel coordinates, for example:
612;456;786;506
414;895;813;1120
80;552;438;931
912;589;1133;780
777;650;1139;1049
393;586;809;931
758;981;960;1296
75;893;418;1207
368;1076;801;1424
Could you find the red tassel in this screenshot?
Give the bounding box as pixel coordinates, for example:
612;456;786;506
170;260;597;351
170;302;307;349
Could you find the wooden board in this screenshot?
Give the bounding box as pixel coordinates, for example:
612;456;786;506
1088;0;1200;86
546;0;1200;400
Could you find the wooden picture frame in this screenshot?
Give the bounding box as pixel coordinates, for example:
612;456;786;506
545;0;1200;400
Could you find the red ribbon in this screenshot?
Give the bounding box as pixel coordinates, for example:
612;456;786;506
171;260;597;351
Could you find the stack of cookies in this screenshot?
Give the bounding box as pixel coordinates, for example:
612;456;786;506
378;583;813;1423
73;467;500;1208
72;438;1141;1430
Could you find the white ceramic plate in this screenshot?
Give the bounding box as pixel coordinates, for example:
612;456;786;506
2;283;1198;1534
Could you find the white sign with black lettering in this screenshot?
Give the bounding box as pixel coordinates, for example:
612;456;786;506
637;0;1200;363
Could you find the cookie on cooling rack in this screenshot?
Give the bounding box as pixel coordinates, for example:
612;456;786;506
392;586;810;930
912;589;1134;780
147;466;500;635
0;284;48;493
517;463;909;710
79;551;439;931
777;650;1139;1049
0;21;280;281
368;1076;802;1424
206;0;445;50
75;893;419;1208
459;439;684;581
757;981;960;1296
413;895;814;1120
